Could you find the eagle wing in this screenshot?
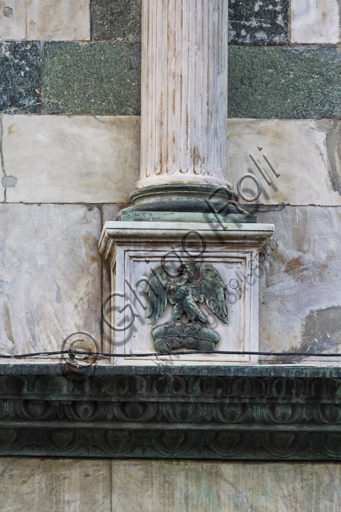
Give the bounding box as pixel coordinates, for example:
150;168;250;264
145;266;171;323
191;265;228;324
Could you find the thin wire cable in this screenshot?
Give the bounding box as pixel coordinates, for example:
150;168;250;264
1;349;341;359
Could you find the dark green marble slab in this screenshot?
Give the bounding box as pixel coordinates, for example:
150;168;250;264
43;42;141;115
92;0;141;41
229;0;289;45
40;44;341;118
229;46;341;118
91;0;288;45
0;42;42;114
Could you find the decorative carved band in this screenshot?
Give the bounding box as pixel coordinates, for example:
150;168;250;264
0;373;341;459
0;374;340;401
1;428;341;460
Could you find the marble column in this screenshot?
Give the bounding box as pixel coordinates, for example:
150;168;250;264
99;0;274;366
135;0;231;191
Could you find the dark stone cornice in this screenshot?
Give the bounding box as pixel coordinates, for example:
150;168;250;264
2;364;341;378
0;365;341;459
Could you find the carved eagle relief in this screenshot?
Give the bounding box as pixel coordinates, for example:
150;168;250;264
145;262;228;352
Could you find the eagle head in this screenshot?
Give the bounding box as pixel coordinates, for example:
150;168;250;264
177;261;198;282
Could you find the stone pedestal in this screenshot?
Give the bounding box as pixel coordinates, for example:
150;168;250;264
99;222;274;366
99;0;275;366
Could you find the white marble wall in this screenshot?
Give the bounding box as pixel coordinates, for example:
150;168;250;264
1;116;341;358
0;0;90;40
1;458;341;512
0;204;102;357
257;206;341;361
0;1;340;510
2;115;141;203
227;118;341;206
291;0;341;44
2;116;341;207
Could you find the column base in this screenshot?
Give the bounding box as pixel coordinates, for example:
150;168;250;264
116;184;256;224
130;183;237;205
134;174;233;191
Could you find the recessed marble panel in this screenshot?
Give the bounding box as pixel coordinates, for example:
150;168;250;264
99;222;273;366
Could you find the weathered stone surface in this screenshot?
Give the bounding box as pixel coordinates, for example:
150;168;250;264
103;204;128;223
0;42;41;114
3;115;141;203
228;119;341;206
0;204;101;358
10;116;341;206
0;458;111;511
0;0;26;40
43;42;141;115
27;0;90;41
111;460;341;511
229;0;289;45
12;116;341;206
1;458;341;510
92;0;141;42
257;206;341;363
229;47;341;119
291;0;341;44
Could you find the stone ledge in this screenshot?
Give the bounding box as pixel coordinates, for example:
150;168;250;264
0;366;341;459
2;364;341;377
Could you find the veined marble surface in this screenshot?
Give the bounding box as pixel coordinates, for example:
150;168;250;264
291;0;340;44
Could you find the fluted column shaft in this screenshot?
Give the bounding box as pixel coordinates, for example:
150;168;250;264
136;0;230;190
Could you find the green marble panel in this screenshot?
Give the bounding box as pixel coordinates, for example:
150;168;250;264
42;45;341;118
0;42;42;114
229;0;289;45
229;46;341;119
92;0;141;41
91;0;288;45
43;42;141;115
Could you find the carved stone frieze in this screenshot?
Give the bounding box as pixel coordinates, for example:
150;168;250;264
0;369;341;459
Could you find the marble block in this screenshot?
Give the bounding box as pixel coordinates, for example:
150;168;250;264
291;0;340;44
27;0;90;41
0;0;26;40
99;222;274;366
0;204;102;359
3;115;141;204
